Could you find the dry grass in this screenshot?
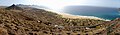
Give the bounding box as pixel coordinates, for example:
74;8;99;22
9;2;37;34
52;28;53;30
0;6;119;35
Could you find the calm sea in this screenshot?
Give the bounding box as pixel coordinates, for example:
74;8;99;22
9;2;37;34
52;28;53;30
61;6;120;20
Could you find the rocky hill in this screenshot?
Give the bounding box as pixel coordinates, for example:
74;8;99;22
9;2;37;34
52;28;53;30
5;4;23;10
0;5;120;35
16;4;49;9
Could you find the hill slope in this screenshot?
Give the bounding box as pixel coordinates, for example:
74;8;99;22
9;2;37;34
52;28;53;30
0;5;120;35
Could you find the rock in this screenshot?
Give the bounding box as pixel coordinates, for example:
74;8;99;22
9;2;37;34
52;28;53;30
54;25;58;27
5;4;23;10
114;18;120;21
86;27;90;29
0;27;8;35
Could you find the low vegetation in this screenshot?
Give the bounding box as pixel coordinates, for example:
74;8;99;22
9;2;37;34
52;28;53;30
0;5;120;35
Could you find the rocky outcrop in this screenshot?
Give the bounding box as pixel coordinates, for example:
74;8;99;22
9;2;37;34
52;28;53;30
5;4;23;10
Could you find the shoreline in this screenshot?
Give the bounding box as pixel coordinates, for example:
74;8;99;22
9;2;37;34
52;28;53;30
58;13;110;21
43;9;111;21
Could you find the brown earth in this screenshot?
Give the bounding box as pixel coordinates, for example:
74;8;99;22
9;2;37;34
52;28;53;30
0;5;120;35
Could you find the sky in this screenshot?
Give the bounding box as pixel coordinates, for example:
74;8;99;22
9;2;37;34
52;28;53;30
0;0;120;9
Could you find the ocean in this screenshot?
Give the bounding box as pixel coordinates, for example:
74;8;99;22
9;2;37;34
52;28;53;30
61;6;120;20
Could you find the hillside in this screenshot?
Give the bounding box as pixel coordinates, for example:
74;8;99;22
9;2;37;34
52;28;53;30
0;5;120;35
16;4;49;9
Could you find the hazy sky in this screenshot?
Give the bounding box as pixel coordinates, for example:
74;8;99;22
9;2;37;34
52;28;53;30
0;0;120;9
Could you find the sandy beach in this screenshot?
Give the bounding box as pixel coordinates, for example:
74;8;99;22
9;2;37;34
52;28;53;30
59;13;105;20
44;9;110;21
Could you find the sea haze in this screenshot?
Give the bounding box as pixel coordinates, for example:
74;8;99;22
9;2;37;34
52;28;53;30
62;6;120;20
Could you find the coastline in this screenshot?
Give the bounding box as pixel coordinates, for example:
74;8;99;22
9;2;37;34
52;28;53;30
43;9;111;21
59;13;110;21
